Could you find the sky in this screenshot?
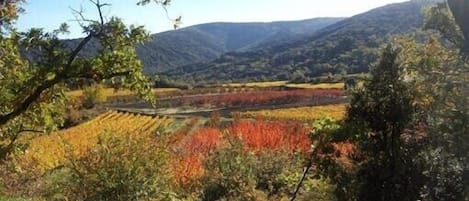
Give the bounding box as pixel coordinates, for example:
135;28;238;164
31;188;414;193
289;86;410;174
17;0;409;39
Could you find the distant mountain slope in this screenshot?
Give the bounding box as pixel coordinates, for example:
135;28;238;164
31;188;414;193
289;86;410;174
165;0;438;83
137;17;344;74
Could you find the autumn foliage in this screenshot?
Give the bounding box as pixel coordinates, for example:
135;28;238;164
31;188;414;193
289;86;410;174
239;104;347;122
171;119;312;185
15;111;172;173
228;119;311;153
172;127;223;184
175;89;344;107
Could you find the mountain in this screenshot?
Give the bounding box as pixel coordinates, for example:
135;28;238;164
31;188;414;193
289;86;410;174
136;18;344;74
164;0;439;83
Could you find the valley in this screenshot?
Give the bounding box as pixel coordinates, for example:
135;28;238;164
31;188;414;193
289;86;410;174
1;0;467;200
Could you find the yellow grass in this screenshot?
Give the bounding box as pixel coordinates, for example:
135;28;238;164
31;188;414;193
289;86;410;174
17;111;172;173
239;104;347;122
222;81;345;89
222;81;288;88
67;87;180;98
285;82;345;89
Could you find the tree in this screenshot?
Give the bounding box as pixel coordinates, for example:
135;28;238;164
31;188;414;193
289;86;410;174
398;36;468;201
346;44;421;201
422;1;469;199
0;0;174;159
426;0;469;57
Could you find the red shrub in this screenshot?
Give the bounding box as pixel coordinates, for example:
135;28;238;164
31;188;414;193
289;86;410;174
172;156;204;185
229;120;311;153
171;127;223;185
171;120;312;185
181;127;223;156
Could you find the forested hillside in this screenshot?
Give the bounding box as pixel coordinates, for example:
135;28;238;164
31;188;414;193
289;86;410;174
137;18;343;73
165;0;439;83
59;18;342;74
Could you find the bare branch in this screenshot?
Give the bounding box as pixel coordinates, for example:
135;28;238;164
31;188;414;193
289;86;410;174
70;7;98;28
290;141;320;201
0;124;44;159
290;154;315;201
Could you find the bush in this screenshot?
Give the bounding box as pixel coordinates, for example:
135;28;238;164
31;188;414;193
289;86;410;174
198;139;335;201
199;141;265;201
46;132;175;201
82;84;107;109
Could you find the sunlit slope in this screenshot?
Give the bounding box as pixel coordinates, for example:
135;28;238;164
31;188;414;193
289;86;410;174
19;111;172;172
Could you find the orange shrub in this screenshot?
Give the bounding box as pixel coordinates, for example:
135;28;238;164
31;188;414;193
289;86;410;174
182;128;223;156
172;127;224;185
171;120;312;185
229;120;311;153
172;156;205;186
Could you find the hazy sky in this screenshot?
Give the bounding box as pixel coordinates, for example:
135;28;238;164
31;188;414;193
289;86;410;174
17;0;409;38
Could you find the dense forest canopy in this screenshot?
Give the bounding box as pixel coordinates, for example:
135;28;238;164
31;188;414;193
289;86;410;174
162;0;437;84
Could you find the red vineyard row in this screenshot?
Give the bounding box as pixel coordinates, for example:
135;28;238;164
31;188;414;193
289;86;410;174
167;89;344;107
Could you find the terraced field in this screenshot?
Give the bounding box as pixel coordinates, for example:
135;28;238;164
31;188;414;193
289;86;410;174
17;111;172;172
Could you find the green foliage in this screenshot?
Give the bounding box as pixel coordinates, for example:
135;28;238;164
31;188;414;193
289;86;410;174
308;118;360;201
419;147;464;201
0;1;154;160
197;139;335;201
66;17;342;75
344;78;357;91
200;142;260;201
425;0;469;56
347;44;414;144
0;0;24;30
447;0;469;54
346;43;424;201
165;0;432;83
47;132;174;201
398;35;468;200
424;2;465;51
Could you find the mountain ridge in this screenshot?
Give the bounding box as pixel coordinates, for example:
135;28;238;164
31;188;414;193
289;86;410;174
136;17;344;74
164;0;439;83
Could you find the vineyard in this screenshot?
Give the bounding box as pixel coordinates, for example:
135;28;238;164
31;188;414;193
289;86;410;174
17;111;172;173
170;89;344;107
221;81;346;90
67;82;346;106
9;83;351;199
68;87;181;99
221;81;288;88
15;112;317;185
8;107;356;199
285;82;344;89
238;104;347;122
